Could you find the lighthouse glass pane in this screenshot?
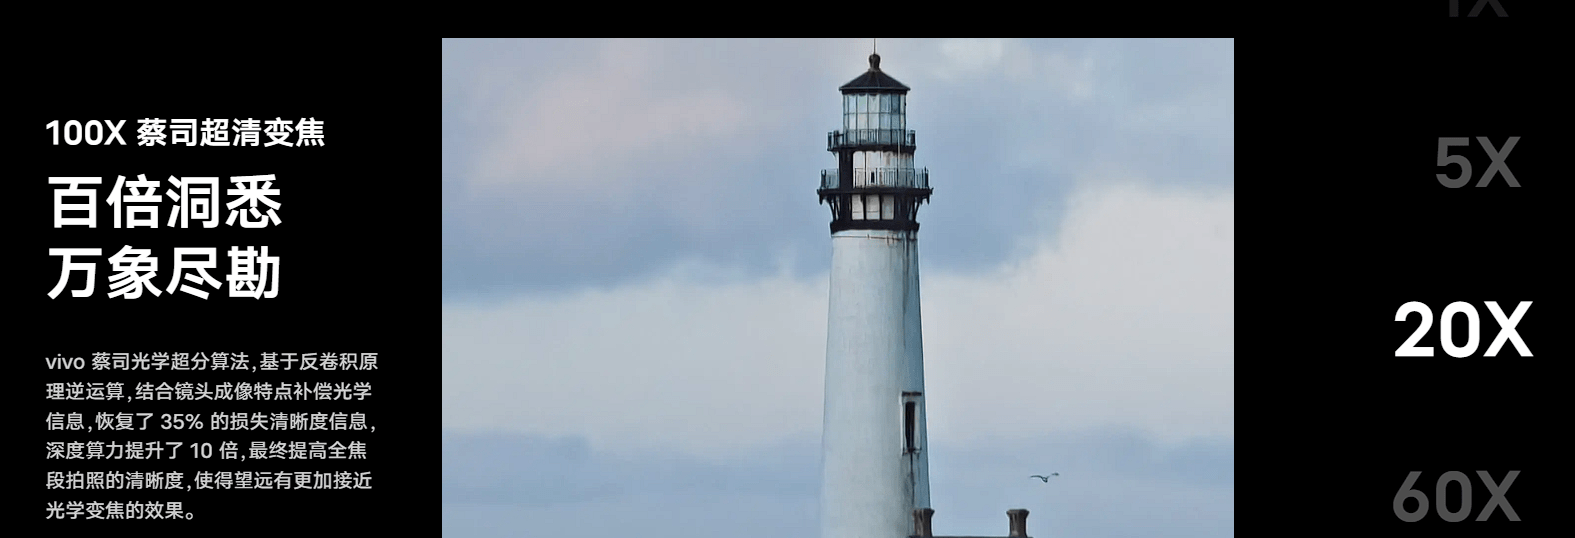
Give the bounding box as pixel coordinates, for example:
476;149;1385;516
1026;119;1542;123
844;95;854;130
850;194;863;219
866;195;880;220
882;195;895;220
899;97;906;130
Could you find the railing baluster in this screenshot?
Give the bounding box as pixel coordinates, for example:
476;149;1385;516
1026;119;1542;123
827;129;917;150
821;164;928;191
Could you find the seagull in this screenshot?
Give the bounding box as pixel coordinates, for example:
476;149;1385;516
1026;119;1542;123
1029;473;1060;482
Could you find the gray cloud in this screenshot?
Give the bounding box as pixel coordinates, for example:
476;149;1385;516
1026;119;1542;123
928;427;1233;537
442;428;1231;538
442;38;1233;299
443;179;1233;455
442;431;819;508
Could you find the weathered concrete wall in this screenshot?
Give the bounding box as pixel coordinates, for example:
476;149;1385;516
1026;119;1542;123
821;228;925;538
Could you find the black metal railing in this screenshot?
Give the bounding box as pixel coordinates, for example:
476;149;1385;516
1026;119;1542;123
828;129;916;149
820;167;929;190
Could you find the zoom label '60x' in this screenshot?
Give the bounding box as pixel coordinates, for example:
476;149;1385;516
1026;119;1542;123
1394;471;1519;522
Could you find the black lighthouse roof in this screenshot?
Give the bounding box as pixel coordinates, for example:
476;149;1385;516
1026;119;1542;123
839;53;909;94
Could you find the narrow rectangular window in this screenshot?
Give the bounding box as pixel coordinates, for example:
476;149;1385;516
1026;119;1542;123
904;401;916;452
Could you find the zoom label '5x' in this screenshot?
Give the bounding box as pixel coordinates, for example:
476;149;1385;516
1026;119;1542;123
1437;137;1518;188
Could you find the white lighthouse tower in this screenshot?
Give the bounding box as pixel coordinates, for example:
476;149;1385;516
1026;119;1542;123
817;51;932;538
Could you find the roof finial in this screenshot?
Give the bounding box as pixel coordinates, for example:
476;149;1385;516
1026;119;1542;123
869;38;881;71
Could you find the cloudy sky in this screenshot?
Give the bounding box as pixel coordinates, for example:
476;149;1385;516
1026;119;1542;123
442;38;1233;538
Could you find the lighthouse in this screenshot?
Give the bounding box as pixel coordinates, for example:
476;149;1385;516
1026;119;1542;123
817;51;933;538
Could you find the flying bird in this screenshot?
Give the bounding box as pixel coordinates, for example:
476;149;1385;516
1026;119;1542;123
1029;473;1060;482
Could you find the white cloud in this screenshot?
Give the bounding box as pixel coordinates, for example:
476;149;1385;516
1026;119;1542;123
443;178;1233;458
923;179;1234;446
463;39;757;191
442;264;828;459
937;38;1006;75
927;39;1094;102
446;492;817;538
1040;50;1096;101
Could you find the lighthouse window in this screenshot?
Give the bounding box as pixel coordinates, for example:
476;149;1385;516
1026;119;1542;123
844;95;854;130
874;95;884;130
841;94;906;137
904;401;916;452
